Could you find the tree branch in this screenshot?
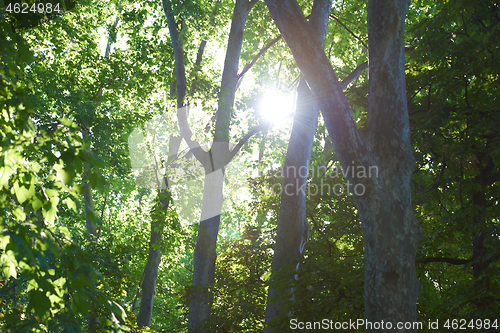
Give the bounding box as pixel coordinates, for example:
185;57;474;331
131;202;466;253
238;35;282;80
164;0;187;108
176;106;210;167
265;0;365;175
329;14;368;49
191;1;221;94
340;61;368;90
417;257;471;265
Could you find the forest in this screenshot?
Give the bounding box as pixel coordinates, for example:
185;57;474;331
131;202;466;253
1;0;499;332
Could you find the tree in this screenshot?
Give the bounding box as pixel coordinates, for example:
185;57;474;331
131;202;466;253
134;126;182;326
163;0;278;330
2;0;498;330
0;7;128;331
263;0;423;330
406;0;500;322
263;1;330;328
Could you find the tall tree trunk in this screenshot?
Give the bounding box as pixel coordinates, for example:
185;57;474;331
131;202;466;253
263;2;330;328
186;1;257;330
83;167;98;237
264;77;319;331
83;129;98;238
134;3;190;327
264;63;367;330
164;0;260;329
471;153;495;313
136;178;170;327
188;167;224;331
264;0;423;330
137;135;181;327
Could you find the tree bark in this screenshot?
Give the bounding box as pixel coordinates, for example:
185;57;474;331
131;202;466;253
137;133;181;326
471;153;495;313
188;168;224;331
164;0;258;330
263;77;318;332
164;0;187;108
263;1;330;329
135;3;189;327
137;177;171;327
187;2;257;330
264;0;423;330
82;128;98;238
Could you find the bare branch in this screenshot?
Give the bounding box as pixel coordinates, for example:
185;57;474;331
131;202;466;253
238;35;282;80
329;14;368;49
164;0;187;108
228;114;293;162
340;61;368;89
176;106;210;166
417;257;471;265
238;14;314;82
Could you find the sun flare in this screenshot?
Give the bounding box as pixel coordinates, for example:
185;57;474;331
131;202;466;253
259;89;295;124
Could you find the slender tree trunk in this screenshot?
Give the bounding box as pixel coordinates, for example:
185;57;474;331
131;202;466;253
83;168;98;236
137;176;171;327
164;0;258;329
264;0;423;330
263;2;330;329
188;168;224;331
264;77;318;331
471;153;495;313
82;113;99;333
136;132;181;327
82;129;98;238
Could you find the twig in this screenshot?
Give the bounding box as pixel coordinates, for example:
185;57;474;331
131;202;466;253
329;14;368;49
238;35;282;80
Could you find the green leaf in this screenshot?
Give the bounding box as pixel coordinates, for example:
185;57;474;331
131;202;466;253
12;206;26;221
64;197;77;212
42;199;58;224
56;164;76;185
28;290;51;320
12;179;35;204
32;195;43;210
1;250;17;279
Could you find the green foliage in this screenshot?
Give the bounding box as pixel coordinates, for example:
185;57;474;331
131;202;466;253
0;17;128;331
1;0;498;330
407;0;500;322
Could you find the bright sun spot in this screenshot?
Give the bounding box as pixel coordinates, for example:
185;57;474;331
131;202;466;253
259;89;295;124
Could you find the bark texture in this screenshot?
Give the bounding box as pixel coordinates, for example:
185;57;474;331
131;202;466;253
264;0;423;330
136;186;168;327
83;132;98;238
187;1;256;328
263;1;330;329
83;166;98;237
263;77;319;331
137;135;181;327
165;0;258;330
471;153;496;313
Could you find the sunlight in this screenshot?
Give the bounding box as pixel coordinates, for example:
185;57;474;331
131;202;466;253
259;89;295;124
